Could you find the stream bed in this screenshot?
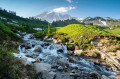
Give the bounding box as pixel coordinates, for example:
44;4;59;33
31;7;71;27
13;33;116;79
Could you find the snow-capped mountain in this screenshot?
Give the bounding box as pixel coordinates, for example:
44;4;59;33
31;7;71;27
35;11;72;23
81;17;120;26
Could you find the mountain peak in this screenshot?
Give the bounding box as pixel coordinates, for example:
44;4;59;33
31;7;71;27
35;11;72;23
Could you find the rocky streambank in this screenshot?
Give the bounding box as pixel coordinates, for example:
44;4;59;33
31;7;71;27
13;33;119;79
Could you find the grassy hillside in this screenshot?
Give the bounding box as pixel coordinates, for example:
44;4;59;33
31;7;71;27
0;20;21;41
36;24;120;47
54;24;115;45
0;8;48;28
105;27;120;36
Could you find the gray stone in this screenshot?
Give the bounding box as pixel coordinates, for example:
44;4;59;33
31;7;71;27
42;71;56;79
57;58;69;67
33;46;42;53
58;66;64;71
102;75;110;79
34;63;52;74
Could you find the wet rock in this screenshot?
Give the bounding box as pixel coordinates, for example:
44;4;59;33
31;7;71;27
25;45;31;49
35;58;41;62
57;58;69;67
49;45;55;50
64;66;68;72
44;42;50;46
33;46;42;53
34;63;52;74
70;72;80;77
32;44;35;47
21;58;35;65
20;44;25;48
115;73;120;79
25;53;34;58
74;49;83;56
58;66;64;71
89;72;99;78
101;75;110;79
69;56;74;62
57;49;64;53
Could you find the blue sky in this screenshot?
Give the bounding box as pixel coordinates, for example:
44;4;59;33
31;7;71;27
0;0;120;19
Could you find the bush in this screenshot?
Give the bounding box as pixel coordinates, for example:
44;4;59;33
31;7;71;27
0;47;35;79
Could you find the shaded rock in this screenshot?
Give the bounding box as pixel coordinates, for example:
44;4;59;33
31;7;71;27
34;46;42;53
32;44;35;47
20;44;25;48
25;46;31;49
57;58;69;67
44;42;50;46
89;72;99;78
70;73;80;77
26;53;34;58
69;56;74;62
58;66;64;71
57;49;64;53
64;66;68;72
102;75;110;79
74;49;83;56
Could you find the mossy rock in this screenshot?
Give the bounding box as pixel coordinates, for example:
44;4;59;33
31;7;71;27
67;44;75;51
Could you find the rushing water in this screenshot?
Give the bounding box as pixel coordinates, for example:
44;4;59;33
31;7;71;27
13;33;116;79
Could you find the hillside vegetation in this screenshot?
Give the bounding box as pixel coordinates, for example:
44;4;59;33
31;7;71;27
36;24;119;46
0;8;48;28
51;19;81;27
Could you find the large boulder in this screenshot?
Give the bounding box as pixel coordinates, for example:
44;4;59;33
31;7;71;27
34;63;52;74
40;71;56;79
57;58;69;67
74;49;83;56
34;63;56;79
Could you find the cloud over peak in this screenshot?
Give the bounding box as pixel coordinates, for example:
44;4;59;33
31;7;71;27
52;6;76;13
66;0;73;3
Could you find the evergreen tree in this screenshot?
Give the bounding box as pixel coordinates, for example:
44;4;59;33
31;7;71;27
48;23;50;34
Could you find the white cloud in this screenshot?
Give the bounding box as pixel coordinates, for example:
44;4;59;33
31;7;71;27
52;6;76;13
66;0;73;3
